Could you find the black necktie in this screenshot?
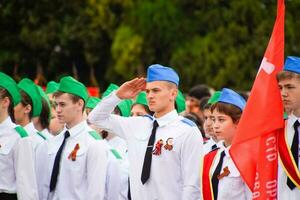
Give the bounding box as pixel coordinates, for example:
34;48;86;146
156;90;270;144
50;131;70;192
212;151;226;199
141;120;159;184
287;120;299;190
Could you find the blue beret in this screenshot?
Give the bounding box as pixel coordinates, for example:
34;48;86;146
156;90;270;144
218;88;246;111
283;56;300;74
146;64;179;86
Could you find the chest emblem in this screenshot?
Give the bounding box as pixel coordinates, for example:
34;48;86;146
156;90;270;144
152;139;164;155
68;143;80;161
217;166;230;180
164;137;174;151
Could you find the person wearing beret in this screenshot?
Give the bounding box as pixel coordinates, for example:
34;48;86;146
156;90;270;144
45;81;64;136
202;91;224;155
86;96;126;200
276;56;300;199
0;72;38;200
201;88;251;200
35;76;109;200
14;78;48;149
88;64;203;200
33;86;53;139
131;92;153;117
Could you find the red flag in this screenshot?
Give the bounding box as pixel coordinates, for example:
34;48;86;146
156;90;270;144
229;0;285;199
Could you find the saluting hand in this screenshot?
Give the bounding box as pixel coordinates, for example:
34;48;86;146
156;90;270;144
116;77;146;99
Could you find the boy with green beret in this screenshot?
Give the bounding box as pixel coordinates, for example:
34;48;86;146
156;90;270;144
15;78;47;148
35;76;109;200
0;72;38;199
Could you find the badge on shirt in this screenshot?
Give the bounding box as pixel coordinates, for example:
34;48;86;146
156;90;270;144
152;139;164;155
164;137;173;151
217;166;230;180
68;143;80;161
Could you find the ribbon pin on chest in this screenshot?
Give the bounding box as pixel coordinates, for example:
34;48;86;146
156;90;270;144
217;166;230;180
152;139;164;155
68;143;80;161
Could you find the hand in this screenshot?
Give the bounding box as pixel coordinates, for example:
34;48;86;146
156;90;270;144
116;77;146;99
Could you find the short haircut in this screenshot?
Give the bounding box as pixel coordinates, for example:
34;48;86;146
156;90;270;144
276;71;300;82
210;102;242;123
53;91;85;113
0;87;15;122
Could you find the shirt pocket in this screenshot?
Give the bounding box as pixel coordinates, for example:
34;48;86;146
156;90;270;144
0;139;15;156
64;146;86;172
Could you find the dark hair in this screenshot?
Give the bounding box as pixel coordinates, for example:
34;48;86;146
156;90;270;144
20;90;33;120
199;97;209;112
210;102;242;123
276;70;300;81
0;87;16;122
188;84;211;100
39;98;50;129
53;91;85;113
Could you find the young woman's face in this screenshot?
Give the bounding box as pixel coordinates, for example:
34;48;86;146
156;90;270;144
212;109;238;145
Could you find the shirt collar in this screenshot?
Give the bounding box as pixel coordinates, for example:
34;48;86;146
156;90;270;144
0;117;15;131
287;114;298;129
24;122;38;134
63;120;88;138
224;145;231;157
154;109;178;127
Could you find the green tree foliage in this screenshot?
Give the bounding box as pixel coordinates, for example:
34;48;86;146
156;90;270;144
1;0;300;91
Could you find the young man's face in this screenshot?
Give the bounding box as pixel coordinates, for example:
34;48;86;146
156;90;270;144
55;93;84;126
146;81;177;116
278;77;300;115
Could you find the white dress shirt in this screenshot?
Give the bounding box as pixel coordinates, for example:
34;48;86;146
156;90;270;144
0;117;38;199
35;120;109;200
278;115;300;200
107;136;130;200
205;146;252;200
88;91;203;200
24;122;46;150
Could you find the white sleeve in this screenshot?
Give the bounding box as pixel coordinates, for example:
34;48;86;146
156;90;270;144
86;141;109;200
181;127;203;200
105;157;122;200
35;141;50;200
88;92;135;140
15;137;39;200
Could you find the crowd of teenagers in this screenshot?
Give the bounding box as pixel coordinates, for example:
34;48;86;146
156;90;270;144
0;56;300;200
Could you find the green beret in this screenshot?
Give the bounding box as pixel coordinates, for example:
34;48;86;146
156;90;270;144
102;83;132;117
175;90;186;113
0;72;21;106
102;83;119;98
117;99;133;117
86;97;101;109
18;78;42;117
208;91;221;105
134;92;148;106
58;76;88;102
46;81;59;94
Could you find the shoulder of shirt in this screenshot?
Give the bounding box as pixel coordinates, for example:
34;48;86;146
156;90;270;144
180;117;197;127
14;125;29;138
142;114;153;120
